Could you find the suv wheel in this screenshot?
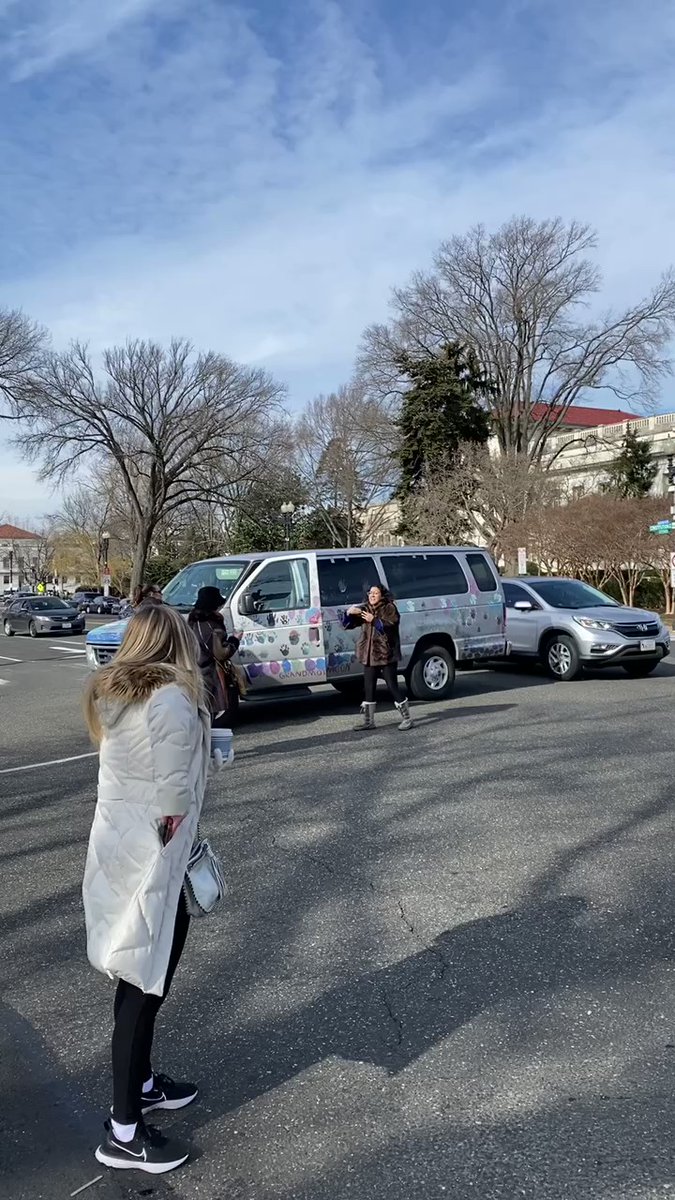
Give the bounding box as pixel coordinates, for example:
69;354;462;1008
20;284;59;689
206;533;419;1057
544;634;581;681
408;645;456;701
4;620;14;637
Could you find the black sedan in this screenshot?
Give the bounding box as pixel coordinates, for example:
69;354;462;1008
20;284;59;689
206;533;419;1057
82;594;122;615
3;596;85;638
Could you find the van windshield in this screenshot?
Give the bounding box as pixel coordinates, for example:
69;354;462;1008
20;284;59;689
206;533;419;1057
162;561;248;610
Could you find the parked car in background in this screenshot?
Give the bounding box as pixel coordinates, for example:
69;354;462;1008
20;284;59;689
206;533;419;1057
503;577;670;680
3;596;85;638
1;592;36;616
81;594;121;615
71;590;103;612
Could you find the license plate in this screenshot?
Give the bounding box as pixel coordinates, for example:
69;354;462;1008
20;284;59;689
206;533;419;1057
62;622;71;629
640;639;656;652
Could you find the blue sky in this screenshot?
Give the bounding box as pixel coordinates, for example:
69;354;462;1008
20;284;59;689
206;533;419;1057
1;0;675;519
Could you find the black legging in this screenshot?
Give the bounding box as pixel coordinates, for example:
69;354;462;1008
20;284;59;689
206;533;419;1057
363;662;404;704
112;892;190;1124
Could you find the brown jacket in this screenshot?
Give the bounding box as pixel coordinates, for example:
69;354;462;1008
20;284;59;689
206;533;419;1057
344;601;402;667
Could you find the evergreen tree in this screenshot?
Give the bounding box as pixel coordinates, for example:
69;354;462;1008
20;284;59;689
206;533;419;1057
603;427;657;498
395;342;493;499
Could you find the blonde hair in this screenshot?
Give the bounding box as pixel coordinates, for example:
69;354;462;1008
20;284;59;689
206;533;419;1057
84;605;205;743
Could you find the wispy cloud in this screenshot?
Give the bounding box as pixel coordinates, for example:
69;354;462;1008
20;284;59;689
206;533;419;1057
0;0;164;80
1;0;675;513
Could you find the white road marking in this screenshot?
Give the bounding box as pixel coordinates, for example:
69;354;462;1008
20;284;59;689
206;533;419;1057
0;751;97;775
0;654;20;662
0;678;8;686
49;645;87;655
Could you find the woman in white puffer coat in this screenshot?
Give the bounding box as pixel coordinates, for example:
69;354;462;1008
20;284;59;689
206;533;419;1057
82;604;211;1175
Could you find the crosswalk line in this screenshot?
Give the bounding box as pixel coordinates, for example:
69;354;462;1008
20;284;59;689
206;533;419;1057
50;645;87;655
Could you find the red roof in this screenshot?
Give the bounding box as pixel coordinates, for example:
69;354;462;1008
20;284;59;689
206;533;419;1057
531;404;639;428
0;523;40;540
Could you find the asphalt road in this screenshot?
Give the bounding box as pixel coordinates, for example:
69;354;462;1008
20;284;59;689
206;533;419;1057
1;629;674;1200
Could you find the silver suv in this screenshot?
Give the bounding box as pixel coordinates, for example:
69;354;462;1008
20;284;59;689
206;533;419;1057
503;576;671;680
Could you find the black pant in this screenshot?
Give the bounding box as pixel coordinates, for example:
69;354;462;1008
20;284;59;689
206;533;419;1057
363;663;404;704
111;893;190;1123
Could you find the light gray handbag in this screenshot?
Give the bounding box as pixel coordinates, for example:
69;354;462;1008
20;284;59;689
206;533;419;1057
183;836;228;917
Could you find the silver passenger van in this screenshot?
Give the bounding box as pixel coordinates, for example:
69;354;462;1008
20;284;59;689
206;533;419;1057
157;545;507;701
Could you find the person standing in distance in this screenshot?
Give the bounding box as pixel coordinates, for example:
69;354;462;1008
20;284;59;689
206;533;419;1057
343;584;413;731
82;604;215;1174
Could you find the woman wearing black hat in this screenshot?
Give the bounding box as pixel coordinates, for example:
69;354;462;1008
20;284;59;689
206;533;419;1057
187;587;243;726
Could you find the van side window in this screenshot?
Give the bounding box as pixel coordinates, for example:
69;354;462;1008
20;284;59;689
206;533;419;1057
466;553;498;592
381;554;468;599
248;558;311;613
318;556;379;607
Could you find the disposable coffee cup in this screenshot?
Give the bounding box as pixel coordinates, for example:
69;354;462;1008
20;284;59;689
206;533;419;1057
210;727;234;765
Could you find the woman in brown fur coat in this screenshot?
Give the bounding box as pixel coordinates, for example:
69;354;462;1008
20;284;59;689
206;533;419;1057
343;584;413;731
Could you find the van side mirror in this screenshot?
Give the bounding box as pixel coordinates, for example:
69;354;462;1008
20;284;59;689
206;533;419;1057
238;592;256;616
514;600;534;611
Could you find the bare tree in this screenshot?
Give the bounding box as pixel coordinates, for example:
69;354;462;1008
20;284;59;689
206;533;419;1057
0;307;47;404
295;383;396;547
9;339;284;590
360;216;675;461
405;444;560;556
49;472;134;588
503;494;664;606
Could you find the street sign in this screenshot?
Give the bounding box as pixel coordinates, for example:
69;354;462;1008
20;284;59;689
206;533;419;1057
650;521;675;534
101;573;112;586
517;546;527;575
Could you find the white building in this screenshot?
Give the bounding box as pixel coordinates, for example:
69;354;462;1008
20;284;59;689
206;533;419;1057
0;523;44;594
360;405;675;547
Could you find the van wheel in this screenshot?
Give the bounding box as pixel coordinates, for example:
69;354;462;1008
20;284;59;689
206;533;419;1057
543;634;581;681
408;645;456;701
331;679;364;700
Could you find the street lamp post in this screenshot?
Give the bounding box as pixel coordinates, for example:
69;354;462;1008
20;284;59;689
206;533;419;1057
101;530;111;596
8;550;13;589
280;502;296;551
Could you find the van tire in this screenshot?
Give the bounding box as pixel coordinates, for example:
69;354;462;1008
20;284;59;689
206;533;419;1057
408;645;456;701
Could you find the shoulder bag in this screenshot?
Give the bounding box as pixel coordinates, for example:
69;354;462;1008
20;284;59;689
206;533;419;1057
183;834;228;918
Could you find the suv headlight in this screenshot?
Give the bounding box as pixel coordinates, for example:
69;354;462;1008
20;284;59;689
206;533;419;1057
573;616;613;631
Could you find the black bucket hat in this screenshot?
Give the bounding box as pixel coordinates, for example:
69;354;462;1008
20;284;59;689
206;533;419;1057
195;586;226;611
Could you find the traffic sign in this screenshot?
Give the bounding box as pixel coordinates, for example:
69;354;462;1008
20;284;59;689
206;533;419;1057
101;573;112;586
650;521;674;534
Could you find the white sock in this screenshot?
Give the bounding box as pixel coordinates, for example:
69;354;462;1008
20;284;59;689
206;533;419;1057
111;1119;137;1143
142;1075;154;1095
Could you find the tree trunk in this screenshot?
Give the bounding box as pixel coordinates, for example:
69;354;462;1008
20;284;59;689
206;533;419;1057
130;523;154;594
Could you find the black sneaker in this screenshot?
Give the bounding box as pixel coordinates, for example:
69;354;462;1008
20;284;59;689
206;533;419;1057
95;1120;189;1173
141;1071;199;1114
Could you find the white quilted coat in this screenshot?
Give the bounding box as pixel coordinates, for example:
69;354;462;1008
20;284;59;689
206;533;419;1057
82;664;211;996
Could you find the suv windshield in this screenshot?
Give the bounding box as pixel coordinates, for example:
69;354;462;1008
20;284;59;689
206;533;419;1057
530;580;618;609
